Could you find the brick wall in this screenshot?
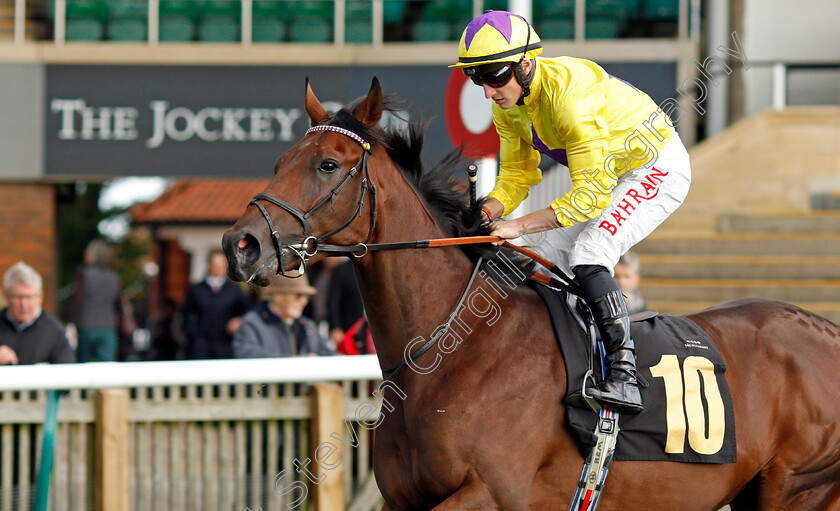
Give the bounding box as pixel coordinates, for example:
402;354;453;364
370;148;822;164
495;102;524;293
0;182;57;311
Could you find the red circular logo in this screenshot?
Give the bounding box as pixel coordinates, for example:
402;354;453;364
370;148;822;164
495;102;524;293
445;69;500;159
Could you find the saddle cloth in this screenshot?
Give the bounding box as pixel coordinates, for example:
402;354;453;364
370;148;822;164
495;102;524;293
532;283;737;464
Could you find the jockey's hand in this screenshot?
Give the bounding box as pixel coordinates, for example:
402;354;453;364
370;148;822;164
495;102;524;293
488;219;524;246
488;206;558;246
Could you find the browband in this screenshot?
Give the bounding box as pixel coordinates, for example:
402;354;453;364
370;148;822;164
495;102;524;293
306;125;371;151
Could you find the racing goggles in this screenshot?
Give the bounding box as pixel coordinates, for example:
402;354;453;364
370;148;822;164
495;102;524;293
464;63;515;88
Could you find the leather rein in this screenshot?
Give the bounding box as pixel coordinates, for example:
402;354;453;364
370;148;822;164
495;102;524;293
249;124;499;273
249;123;580;290
248;123;583;375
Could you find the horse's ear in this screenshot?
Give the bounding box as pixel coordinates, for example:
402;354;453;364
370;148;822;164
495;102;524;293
353;77;383;126
305;77;329;125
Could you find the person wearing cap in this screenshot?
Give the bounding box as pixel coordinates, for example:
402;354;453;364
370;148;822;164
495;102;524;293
232;275;333;358
452;11;692;413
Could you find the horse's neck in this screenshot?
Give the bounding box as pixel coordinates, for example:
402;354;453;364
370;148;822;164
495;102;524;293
352;177;477;370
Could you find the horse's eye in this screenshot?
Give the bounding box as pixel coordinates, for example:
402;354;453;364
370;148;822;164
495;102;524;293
319;160;339;174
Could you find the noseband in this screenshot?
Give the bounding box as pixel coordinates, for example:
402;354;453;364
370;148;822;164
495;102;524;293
249;124;377;277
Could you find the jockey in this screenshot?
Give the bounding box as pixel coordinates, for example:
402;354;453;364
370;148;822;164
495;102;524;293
452;11;692;414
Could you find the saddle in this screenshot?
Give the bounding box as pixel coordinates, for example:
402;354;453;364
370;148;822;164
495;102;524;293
530;282;737;464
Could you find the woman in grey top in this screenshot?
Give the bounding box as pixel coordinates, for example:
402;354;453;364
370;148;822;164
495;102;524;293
71;240;122;362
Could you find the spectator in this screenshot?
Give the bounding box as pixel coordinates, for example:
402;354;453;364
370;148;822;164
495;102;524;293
233;275;333;358
326;259;365;345
337;316;376;355
614;251;647;314
70;240;123;362
149;297;183;360
305;256;345;335
0;261;75;365
181;251;250;359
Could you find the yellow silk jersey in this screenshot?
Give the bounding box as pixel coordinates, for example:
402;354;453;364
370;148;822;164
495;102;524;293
488;56;674;227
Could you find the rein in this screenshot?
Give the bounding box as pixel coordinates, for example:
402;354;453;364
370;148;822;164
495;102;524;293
248;122;584;376
379;257;486;385
375;240;582;381
249;122;582;291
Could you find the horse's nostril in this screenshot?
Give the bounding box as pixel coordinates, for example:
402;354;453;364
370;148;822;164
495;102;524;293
237;233;260;265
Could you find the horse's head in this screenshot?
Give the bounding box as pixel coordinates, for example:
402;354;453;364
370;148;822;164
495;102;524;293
222;78;384;286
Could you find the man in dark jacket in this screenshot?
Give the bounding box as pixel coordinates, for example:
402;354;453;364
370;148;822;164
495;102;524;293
233;275;333;358
1;261;75;365
181;251;251;359
326;259;365;345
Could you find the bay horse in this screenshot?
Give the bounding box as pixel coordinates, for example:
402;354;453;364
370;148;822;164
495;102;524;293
222;78;840;510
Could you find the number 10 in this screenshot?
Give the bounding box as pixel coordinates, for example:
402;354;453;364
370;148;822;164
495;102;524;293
649;354;726;455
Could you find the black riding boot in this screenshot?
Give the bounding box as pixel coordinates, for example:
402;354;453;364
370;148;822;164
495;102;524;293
587;289;643;414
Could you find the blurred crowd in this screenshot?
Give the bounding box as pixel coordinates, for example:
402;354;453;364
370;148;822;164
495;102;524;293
0;240;645;366
0;239;374;366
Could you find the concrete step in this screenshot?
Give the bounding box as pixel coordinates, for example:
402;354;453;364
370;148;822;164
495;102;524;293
640;278;840;303
638;254;840;279
647;300;840;325
635;232;840;256
718;212;840;233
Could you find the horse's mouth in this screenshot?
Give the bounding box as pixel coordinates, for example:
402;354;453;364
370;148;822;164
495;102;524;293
236;247;305;287
243;256;278;286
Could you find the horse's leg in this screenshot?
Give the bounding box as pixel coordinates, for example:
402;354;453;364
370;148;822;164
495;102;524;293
429;481;500;511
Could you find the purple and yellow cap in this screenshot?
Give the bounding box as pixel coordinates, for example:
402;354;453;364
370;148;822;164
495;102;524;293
450;10;542;69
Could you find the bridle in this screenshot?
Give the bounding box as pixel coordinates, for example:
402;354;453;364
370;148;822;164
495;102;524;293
248;124;377;277
247;122;584;376
247;122;581;291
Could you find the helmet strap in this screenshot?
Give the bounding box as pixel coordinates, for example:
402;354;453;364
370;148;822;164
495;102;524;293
514;59;534;106
513;17;535;106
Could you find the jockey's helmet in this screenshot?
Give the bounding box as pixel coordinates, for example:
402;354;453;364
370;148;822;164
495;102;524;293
451;10;542;70
450;11;542;102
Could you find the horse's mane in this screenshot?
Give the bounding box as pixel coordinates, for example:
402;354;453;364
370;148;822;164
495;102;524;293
329;101;535;277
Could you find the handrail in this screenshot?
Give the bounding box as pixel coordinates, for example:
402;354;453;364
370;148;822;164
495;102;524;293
0;354;382;391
